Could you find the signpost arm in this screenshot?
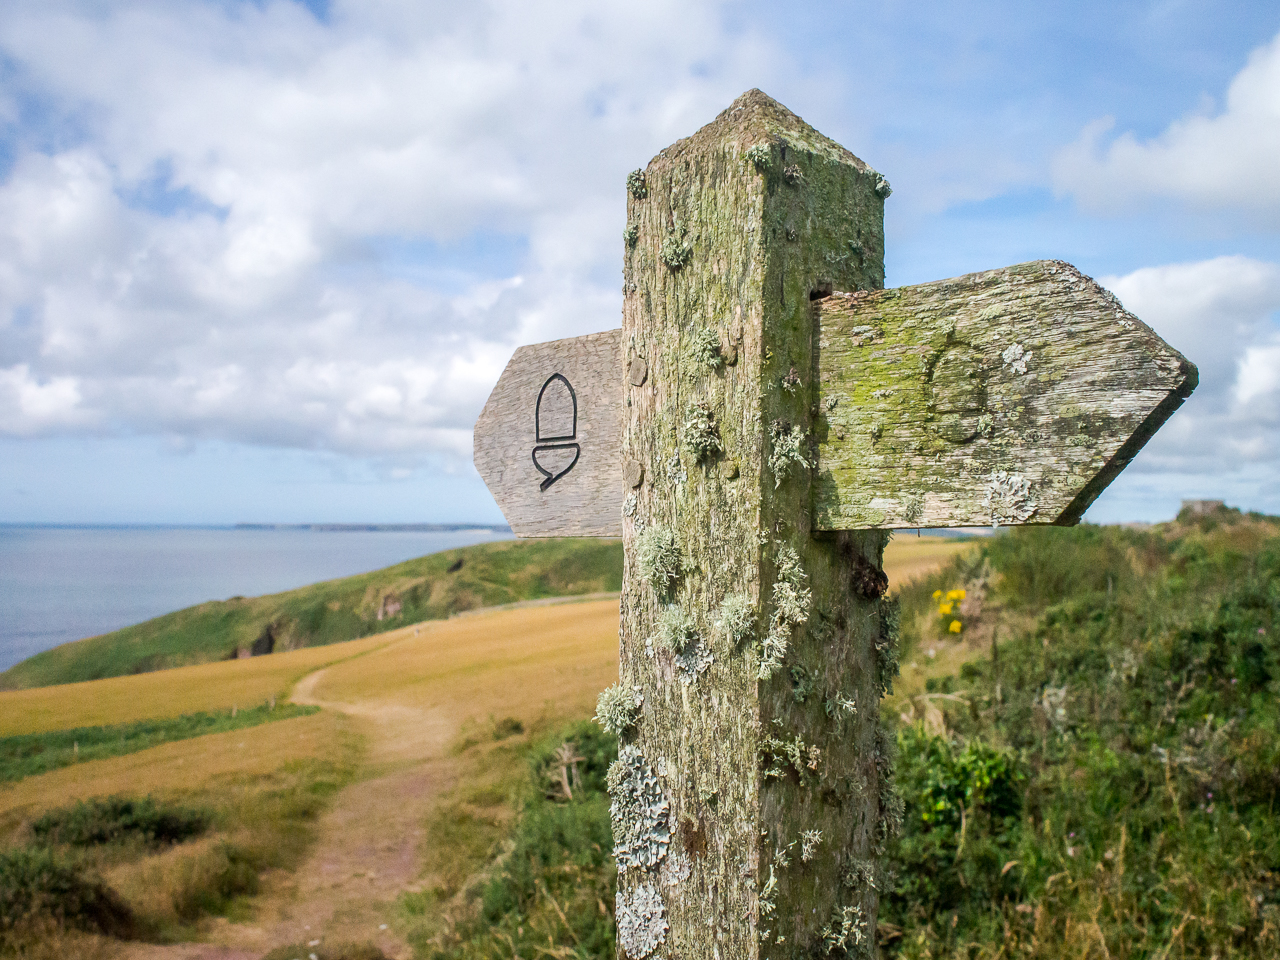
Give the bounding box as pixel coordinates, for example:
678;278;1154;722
614;89;898;959
812;261;1197;530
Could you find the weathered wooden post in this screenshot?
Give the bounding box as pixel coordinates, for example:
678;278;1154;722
611;91;894;959
474;90;1196;958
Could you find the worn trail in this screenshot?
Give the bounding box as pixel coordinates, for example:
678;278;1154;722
118;634;456;960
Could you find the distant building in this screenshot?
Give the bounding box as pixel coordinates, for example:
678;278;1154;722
1180;499;1225;516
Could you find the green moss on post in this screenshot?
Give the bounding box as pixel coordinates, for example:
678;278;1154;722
619;89;893;958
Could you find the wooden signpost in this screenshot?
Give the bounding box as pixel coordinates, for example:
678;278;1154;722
474;90;1195;959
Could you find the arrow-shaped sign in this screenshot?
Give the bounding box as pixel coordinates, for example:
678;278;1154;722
474;261;1194;537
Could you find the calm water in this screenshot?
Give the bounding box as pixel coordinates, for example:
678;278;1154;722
0;526;512;671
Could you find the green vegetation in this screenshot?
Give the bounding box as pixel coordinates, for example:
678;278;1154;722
0;703;319;783
0;716;362;953
884;508;1280;958
0;537;623;690
0;847;134;948
31;797;209;849
399;720;618;960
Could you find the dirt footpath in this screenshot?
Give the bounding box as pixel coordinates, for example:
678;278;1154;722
119;663;457;960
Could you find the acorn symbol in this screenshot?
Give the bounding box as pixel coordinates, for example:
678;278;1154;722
532;373;580;491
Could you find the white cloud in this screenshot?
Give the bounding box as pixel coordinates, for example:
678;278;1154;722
0;0;797;464
0;364;94;434
1236;345;1280;405
1054;30;1280;220
1100;255;1280;476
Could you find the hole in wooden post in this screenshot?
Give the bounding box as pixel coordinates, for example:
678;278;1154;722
809;282;833;301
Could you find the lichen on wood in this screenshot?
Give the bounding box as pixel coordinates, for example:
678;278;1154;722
635;525;682;597
608;744;672;872
653;604;697;654
688;325;725;369
715;592;756;647
617;882;668;959
759;542;811;679
682;401;722;462
596;682;643;736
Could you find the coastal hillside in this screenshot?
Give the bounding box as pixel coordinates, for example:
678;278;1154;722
0;535;971;693
0;537;623;690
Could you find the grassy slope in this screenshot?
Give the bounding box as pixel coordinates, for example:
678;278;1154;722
882;509;1280;959
0;537;623;691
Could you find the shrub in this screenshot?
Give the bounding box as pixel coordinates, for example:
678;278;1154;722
986;524;1135;608
492;716;524;740
0;847;133;946
169;841;260;922
32;796;210;848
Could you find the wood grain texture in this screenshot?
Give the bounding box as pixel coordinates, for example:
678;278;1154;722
813;260;1197;529
473;330;623;537
618;88;890;959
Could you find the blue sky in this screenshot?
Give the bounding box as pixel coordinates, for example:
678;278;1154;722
0;0;1277;525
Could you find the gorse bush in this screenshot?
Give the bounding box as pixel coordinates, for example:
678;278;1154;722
896;544;987;652
985;524;1141;609
884;517;1280;959
891;727;1024;922
0;847;133;947
32;796;210;848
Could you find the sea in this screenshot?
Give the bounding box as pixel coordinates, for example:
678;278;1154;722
0;525;513;672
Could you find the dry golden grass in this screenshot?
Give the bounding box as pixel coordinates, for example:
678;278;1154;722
303;598;621;759
884;535;976;589
0;710;352;826
0;631;398;737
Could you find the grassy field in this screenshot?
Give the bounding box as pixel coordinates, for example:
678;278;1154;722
0;630;398;736
0;703;319;783
0;534;972;958
0;537;624;690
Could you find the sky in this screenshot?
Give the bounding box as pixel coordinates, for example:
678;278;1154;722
0;0;1277;526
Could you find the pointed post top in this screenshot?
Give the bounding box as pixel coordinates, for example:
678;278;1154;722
648;88;877;174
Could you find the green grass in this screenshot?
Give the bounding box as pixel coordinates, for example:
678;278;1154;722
398;720;618;960
0;538;623;690
882;508;1280;958
0;703;319;783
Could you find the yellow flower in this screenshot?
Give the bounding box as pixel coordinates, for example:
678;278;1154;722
949;620;963;634
939;603;953;615
932;589;943;601
947;589;966;601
